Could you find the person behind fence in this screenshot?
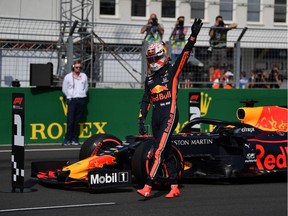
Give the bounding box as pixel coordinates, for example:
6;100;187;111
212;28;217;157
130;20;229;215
208;15;237;69
210;66;223;89
169;16;188;64
137;18;203;199
267;64;283;88
249;69;269;88
62;60;88;146
141;13;164;45
239;71;249;88
223;69;234;89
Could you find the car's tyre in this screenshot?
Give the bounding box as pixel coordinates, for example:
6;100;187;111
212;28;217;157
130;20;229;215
131;139;183;187
79;134;122;160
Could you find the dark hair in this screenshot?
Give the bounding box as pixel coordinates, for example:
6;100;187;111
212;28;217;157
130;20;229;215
216;15;223;20
272;64;279;69
150;13;158;21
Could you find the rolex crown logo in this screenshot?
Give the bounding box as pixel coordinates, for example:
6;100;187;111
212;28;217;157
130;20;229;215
200;92;212;117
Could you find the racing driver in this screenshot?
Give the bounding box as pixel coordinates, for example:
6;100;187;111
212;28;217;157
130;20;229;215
137;18;203;198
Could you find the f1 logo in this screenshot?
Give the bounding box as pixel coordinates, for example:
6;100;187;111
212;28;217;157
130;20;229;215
13;97;23;105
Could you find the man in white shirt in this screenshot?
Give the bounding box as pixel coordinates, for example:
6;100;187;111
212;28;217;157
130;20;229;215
62;60;88;145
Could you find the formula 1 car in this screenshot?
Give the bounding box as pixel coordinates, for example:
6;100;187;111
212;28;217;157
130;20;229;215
31;104;288;189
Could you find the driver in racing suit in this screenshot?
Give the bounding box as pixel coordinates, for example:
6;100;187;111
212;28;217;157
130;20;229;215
137;19;203;199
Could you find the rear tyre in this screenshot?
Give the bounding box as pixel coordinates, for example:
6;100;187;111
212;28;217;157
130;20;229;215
131;140;183;187
79;134;122;160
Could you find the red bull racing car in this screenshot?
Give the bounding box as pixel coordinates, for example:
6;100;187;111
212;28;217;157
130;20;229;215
31;103;288;189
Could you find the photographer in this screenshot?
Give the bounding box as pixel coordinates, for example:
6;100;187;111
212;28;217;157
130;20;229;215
267;64;283;88
141;13;164;45
250;69;269;88
169;16;188;64
208;15;237;70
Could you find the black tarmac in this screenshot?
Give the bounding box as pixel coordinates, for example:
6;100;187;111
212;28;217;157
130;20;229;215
0;145;287;216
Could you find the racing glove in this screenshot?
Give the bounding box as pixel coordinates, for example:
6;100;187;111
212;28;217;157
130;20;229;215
189;18;203;43
138;118;147;135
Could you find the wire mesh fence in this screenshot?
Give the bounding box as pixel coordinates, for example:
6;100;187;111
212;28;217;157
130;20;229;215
0;17;287;88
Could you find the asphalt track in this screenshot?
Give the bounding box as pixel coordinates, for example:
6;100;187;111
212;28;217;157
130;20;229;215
0;145;287;216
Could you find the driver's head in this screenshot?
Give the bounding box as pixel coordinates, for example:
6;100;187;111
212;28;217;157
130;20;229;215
146;42;168;74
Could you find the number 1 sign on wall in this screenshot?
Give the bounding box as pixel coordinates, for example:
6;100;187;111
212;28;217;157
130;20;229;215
11;93;25;192
10;93;36;193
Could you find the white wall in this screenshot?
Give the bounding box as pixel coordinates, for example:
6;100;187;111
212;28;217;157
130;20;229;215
0;0;287;29
0;0;59;20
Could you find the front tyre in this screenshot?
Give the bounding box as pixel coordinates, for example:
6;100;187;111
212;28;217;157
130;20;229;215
131;139;183;187
79;134;122;160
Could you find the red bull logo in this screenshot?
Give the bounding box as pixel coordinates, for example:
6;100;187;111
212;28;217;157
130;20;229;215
150;85;168;94
88;155;117;169
150;85;171;102
151;91;171;102
256;144;287;170
255;106;288;132
238;106;288;132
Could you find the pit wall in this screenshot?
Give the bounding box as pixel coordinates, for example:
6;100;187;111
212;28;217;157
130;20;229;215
1;88;287;145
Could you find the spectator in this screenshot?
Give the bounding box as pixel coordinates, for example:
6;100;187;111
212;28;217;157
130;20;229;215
62;60;88;146
248;70;256;88
141;13;164;45
210;67;222;89
251;69;269;88
267;64;283;88
239;71;249;88
208;15;237;70
183;72;192;88
209;65;215;82
169;16;188;64
223;70;234;89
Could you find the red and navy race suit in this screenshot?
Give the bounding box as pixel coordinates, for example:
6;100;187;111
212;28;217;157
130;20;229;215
139;36;196;185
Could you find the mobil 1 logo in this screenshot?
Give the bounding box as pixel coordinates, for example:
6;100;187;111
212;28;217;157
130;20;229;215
88;169;132;189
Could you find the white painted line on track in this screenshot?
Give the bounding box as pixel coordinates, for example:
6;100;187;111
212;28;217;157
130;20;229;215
0;202;116;213
0;148;80;153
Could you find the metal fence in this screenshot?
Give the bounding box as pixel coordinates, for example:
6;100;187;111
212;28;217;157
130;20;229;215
0;17;287;89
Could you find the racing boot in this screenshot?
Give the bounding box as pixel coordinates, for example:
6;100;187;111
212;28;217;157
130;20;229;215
137;184;152;198
165;184;181;199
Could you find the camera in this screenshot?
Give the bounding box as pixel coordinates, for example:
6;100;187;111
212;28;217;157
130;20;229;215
218;20;224;27
152;18;158;25
178;20;184;27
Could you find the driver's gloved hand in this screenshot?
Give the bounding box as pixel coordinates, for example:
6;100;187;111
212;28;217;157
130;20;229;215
138;118;147;135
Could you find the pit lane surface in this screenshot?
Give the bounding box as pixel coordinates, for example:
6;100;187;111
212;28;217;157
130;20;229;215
0;145;287;216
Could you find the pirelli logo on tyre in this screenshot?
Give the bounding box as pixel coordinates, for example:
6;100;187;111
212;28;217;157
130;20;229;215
88;169;132;188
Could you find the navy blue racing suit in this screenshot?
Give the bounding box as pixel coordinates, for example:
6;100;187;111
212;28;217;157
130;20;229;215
139;36;197;185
